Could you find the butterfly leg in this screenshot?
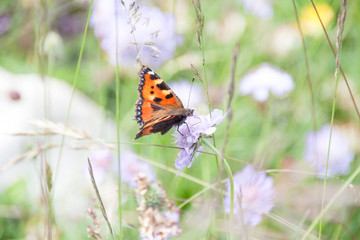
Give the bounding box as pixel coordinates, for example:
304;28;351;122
176;124;184;137
184;122;191;132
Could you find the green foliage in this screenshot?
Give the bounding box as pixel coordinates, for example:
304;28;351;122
1;0;360;239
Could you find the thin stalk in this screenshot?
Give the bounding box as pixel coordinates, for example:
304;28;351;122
202;138;234;240
319;2;346;238
52;0;94;192
114;0;123;238
310;0;360;119
301;165;360;240
291;0;317;132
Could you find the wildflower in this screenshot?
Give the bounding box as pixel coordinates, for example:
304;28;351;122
118;150;156;188
300;3;334;37
269;24;300;57
239;63;294;102
0;13;11;35
224;165;275;226
90;0;180;67
135;174;181;239
42;31;63;57
86;148;112;183
168;80;206;109
239;0;273;20
56;14;84;37
173;109;227;172
213;12;246;43
303;124;354;178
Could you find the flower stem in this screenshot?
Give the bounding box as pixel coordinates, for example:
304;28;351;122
202;138;234;239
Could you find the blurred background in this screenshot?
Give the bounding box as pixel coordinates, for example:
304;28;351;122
0;0;360;239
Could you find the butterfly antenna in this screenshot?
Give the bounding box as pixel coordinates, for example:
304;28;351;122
187;77;195;109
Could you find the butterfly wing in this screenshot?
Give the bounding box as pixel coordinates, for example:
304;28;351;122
135;114;185;140
134;66;187;139
137;66;184;107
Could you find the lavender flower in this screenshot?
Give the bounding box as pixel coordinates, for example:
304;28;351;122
224;165;275;226
86;148;112;183
303;124;354;178
56;14;84;37
0;14;11;35
90;0;180;67
239;63;294;102
239;0;273;20
173;109;227;172
118;150;156;188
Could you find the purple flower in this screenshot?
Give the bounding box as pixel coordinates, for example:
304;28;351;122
239;0;273;20
118;150;156;188
86;148;112;183
224;165;275;226
304;124;354;178
239;63;294;102
90;0;180;67
173;109;227;172
0;14;11;35
56;14;84;37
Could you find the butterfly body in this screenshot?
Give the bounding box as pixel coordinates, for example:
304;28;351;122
134;66;193;139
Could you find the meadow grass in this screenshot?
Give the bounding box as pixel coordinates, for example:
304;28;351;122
0;0;360;239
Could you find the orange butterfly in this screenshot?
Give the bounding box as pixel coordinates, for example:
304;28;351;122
134;66;194;139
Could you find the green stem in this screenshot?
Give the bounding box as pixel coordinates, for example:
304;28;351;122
301;165;360;239
52;0;93;201
202;138;234;239
319;4;346;238
114;2;123;239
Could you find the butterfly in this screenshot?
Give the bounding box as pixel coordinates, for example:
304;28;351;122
134;66;194;139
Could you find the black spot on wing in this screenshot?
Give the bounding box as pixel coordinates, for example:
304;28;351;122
149;73;160;80
150;91;154;94
151;86;154;89
154;97;162;103
165;93;173;99
156;82;170;90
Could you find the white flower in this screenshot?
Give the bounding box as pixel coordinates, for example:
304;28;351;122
239;63;294;102
224;165;275;226
173;109;227;173
168;80;206;109
91;0;180;67
239;0;273;20
42;31;63;57
304;124;354;178
118;150;156;188
269;24;300;56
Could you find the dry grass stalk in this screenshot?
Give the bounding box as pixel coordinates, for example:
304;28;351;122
222;41;240;155
190;64;203;83
291;0;317;132
14;119;91;140
310;0;360;119
12;119;116;150
335;0;347;78
40;154;53;240
88;158;114;239
0;143;56;172
192;0;204;49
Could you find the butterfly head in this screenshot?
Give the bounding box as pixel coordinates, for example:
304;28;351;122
185;108;194;117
